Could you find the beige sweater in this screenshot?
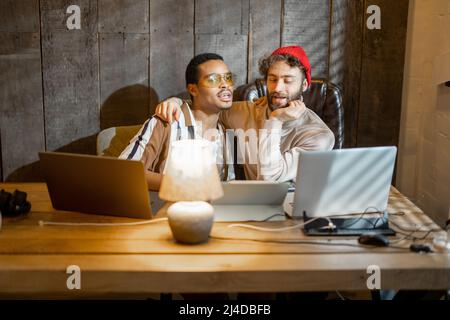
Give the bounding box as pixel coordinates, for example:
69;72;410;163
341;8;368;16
220;97;335;182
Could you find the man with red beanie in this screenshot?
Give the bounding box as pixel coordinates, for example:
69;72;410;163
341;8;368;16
245;45;334;181
262;45;311;109
220;44;334;182
154;45;335;182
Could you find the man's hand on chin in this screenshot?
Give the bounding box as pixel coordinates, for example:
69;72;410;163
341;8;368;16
269;100;306;122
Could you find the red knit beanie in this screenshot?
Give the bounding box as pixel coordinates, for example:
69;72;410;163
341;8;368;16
271;45;311;87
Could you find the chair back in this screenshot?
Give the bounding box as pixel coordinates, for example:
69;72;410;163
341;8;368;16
96;125;142;157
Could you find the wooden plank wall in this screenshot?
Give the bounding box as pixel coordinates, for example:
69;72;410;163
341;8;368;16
357;0;409;147
41;0;99;155
282;0;331;79
99;0;150;130
0;0;409;181
0;0;45;181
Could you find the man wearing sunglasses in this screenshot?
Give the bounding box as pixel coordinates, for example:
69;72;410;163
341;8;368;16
119;53;236;190
156;45;335;182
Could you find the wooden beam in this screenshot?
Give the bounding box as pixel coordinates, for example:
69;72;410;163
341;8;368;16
194;0;249;86
0;0;39;32
99;33;150;129
0;0;44;181
40;0;99;154
248;0;282;82
357;0;409;147
282;0;331;79
149;0;194;110
98;0;149;33
329;0;365;148
195;0;249;35
195;34;248;86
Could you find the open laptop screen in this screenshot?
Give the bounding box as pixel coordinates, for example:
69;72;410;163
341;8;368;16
292;146;397;218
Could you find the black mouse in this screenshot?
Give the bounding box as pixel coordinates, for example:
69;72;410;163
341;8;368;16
358;232;390;247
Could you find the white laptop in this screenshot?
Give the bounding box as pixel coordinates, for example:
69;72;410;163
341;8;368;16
211;181;290;222
289;146;397;218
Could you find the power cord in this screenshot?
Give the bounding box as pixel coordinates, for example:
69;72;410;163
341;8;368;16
338;207;385;230
227;206;389;233
223;207;443;250
227;215;335;232
38;217;168;227
208;234;410;250
335;291;348;300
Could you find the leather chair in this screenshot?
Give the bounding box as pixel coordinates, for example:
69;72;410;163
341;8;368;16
234;79;344;149
97;125;142;157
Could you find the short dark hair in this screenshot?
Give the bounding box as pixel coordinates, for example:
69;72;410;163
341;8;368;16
185;53;224;87
258;54;306;80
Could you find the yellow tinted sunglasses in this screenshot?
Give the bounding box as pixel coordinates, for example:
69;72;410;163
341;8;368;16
198;72;234;88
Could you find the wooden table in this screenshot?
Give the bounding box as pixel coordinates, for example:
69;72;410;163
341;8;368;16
0;183;449;298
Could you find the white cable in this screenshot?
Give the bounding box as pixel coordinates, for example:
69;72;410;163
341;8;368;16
38;217;168;227
336;290;346;300
227;216;333;232
227;207;385;233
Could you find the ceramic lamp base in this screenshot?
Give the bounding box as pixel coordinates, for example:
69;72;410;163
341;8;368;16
167;201;214;244
432;231;450;252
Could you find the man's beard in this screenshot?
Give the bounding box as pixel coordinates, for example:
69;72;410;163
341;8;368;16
268;89;303;111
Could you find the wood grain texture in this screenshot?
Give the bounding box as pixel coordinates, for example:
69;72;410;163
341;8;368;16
0;1;44;182
248;0;282;82
0;0;410;182
195;34;248;86
329;0;347;86
328;0;365;148
0;183;449;296
40;0;99;153
99;33;150;129
195;0;249;35
342;0;364;147
149;0;194;109
0;33;45;181
0;132;2;181
282;0;331;79
0;253;449;296
357;0;409;147
98;0;149;33
40;0;98;33
0;0;40;32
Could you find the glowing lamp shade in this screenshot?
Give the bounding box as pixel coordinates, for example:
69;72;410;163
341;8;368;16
159;140;223;201
159;140;223;244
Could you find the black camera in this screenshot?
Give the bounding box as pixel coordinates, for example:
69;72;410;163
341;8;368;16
0;189;31;217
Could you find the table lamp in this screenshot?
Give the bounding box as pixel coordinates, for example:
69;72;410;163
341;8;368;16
159;139;223;244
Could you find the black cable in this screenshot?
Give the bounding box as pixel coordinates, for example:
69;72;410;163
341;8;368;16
209;235;410;250
261;213;286;222
228;208;437;248
389;219;441;242
324;206;386;231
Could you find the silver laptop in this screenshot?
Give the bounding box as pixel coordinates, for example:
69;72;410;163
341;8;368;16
290;146;397;218
211;181;290;222
39;152;152;219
